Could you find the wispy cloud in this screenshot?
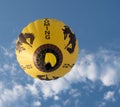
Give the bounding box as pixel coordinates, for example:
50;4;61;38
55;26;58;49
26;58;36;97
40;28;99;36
65;49;120;86
98;90;116;107
0;44;120;107
0;46;15;58
0;84;26;107
33;101;41;107
104;91;115;101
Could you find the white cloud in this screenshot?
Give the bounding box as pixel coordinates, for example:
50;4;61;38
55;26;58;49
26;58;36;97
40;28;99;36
100;67;118;86
54;95;59;101
50;104;61;107
0;84;26;107
64;53;98;83
1;43;120;106
33;101;41;107
32;78;70;99
104;91;115;102
63;99;71;106
69;89;81;98
98;101;106;107
0;46;14;58
64;49;120;86
2;63;17;74
26;83;39;96
75;99;81;107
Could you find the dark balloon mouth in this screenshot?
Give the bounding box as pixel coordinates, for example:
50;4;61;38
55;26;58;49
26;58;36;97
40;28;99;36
33;44;63;72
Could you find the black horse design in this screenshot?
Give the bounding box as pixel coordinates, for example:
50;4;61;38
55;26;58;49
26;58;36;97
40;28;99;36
16;33;35;53
62;25;76;53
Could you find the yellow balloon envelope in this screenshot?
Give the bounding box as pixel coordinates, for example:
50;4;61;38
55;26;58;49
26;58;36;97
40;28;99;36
16;18;79;80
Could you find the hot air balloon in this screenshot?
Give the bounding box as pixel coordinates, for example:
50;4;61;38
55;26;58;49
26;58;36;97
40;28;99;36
16;18;79;80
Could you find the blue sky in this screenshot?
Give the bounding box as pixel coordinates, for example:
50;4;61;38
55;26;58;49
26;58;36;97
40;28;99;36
0;0;120;107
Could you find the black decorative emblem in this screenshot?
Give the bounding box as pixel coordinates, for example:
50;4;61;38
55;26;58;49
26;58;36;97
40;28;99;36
37;74;60;81
33;44;63;72
62;25;76;53
16;33;35;53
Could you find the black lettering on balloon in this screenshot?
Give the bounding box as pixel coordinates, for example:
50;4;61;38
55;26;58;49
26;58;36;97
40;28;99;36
21;64;32;70
44;18;50;39
26;64;32;69
45;30;50;39
62;63;74;68
44;19;50;26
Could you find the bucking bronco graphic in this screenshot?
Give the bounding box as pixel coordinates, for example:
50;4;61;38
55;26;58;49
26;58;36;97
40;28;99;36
62;25;76;53
16;33;35;53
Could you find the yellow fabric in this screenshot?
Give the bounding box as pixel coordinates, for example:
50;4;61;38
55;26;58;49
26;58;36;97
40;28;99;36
16;18;79;80
45;53;56;67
